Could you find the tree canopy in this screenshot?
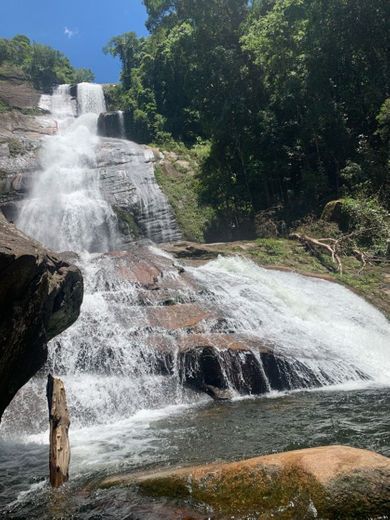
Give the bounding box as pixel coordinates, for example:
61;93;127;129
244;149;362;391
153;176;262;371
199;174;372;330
0;35;95;92
106;0;389;229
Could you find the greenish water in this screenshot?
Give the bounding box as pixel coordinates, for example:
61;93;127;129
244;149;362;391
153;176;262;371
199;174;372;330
1;386;389;519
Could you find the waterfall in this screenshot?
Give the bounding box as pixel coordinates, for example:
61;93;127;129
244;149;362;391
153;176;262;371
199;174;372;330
17;84;118;252
77;82;106;115
118;110;126;139
188;256;390;387
4;83;193;436
2;83;389;443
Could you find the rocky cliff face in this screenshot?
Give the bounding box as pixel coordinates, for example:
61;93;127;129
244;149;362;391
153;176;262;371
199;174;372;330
0;215;83;419
96;138;181;244
0;67;56;221
0;65;40;111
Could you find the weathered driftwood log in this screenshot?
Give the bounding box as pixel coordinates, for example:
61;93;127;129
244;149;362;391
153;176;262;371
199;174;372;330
47;374;70;488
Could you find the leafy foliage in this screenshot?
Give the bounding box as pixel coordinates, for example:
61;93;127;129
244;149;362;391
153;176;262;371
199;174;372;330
343;197;390;256
107;1;389;244
0;35;95;92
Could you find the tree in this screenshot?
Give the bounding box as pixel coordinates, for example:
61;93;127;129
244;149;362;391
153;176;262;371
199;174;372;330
109;0;390;230
72;68;95;83
104;32;141;89
0;35;96;92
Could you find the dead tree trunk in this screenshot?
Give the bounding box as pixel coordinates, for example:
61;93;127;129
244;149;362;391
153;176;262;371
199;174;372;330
47;374;70;488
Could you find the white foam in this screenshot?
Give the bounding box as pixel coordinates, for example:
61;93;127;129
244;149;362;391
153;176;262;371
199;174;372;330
16;85;117;252
189;256;390;386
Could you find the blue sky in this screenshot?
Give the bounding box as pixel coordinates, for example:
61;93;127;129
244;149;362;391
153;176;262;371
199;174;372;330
0;0;148;83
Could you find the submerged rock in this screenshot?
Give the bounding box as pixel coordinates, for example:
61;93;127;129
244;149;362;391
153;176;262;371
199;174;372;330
0;215;83;419
99;446;390;519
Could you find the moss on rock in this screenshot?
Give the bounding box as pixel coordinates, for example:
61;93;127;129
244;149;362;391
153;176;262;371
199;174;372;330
113;206;141;240
95;448;390;518
153;146;215;242
321;199;351;230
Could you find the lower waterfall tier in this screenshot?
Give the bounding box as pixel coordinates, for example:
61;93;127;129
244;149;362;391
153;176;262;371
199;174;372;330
3;244;389;436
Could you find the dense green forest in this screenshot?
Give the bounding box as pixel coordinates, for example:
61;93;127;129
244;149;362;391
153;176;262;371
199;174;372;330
105;0;390;250
0;35;94;91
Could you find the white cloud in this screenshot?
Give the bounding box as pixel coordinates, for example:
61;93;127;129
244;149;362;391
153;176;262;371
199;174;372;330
64;27;78;39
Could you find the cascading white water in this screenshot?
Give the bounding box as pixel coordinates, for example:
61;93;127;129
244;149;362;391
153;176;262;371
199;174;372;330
17;85;118;252
4;83;192;437
77;82;106;115
118;110;126;139
0;251;198;436
189;256;390;387
3;83;389;450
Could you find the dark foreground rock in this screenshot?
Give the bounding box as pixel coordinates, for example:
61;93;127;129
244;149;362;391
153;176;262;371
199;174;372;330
0;215;83;419
98;446;390;519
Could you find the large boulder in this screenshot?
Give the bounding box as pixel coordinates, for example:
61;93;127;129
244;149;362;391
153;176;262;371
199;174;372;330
98;110;152;143
0;215;83;419
100;446;390;519
321;199;351;231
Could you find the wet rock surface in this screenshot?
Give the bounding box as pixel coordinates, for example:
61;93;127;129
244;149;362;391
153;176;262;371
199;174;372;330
97;138;181;244
98;446;390;519
97;111;125;139
0;215;83;419
78;245;356;400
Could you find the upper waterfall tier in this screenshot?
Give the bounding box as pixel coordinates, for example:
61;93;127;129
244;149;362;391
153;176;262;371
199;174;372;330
77;83;106;115
17;84;181;250
17;84;118;253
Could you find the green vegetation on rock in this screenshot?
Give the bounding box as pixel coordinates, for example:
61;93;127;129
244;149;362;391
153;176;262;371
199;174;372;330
154;144;215;242
139;466;328;517
7;138;26;157
0;97;9;113
0;35;94;92
137;464;389;519
113;206;141;240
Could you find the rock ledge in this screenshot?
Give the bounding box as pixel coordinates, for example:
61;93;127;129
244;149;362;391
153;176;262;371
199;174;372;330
0;215;83;419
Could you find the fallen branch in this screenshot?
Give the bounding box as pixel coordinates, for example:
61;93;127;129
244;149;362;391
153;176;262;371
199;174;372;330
290;233;343;274
352;249;369;274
